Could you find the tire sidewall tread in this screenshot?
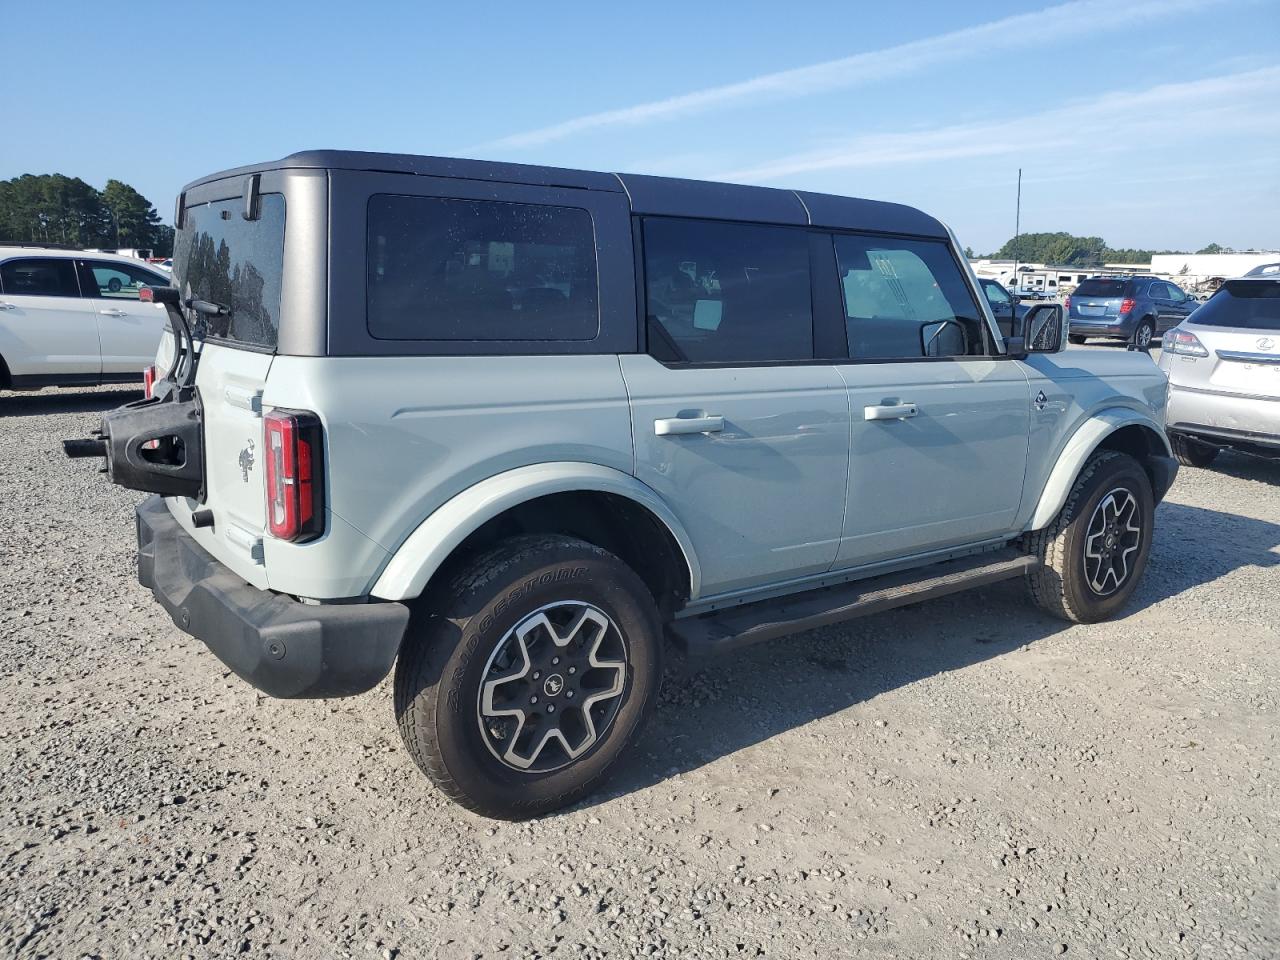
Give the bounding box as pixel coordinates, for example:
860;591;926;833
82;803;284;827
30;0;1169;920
394;535;662;820
1023;450;1155;624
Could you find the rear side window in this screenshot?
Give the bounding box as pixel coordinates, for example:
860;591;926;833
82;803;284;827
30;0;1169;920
643;218;812;363
86;261;168;300
0;257;80;298
834;234;986;359
367;195;599;341
1191;281;1280;330
1074;279;1125;297
173;193;286;349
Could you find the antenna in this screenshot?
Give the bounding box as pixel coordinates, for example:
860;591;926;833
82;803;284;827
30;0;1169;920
1012;167;1022;292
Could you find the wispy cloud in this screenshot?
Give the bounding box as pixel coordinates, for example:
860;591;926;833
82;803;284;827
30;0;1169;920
485;0;1235;150
713;67;1280;182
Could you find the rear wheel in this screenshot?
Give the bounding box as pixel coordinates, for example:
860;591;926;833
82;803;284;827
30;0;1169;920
394;535;662;819
1171;433;1220;468
1132;318;1155;350
1023;450;1154;623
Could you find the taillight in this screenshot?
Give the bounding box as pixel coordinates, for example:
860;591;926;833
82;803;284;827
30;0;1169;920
1166;328;1209;357
142;364;156;399
263;410;324;542
1119;298;1136;315
1063;295;1071;311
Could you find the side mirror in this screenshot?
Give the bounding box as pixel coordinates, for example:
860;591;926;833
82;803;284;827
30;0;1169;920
1025;303;1065;353
1010;293;1022;305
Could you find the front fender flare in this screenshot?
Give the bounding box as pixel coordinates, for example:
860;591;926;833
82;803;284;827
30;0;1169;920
369;462;701;602
1027;410;1173;531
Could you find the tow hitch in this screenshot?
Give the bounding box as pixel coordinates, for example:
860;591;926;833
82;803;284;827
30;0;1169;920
62;286;218;500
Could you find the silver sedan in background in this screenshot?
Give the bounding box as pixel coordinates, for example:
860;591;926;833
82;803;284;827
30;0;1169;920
1159;277;1280;466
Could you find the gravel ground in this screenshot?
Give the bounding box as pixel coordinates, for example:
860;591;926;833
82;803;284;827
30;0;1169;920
2;382;1277;960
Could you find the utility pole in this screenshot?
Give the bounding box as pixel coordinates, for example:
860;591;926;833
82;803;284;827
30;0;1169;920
1012;167;1022;294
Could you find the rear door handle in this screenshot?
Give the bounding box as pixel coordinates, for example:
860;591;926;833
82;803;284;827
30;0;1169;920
654;415;724;436
864;402;919;421
0;302;16;310
99;308;128;318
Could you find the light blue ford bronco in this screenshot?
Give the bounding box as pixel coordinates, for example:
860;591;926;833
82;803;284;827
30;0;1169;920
67;151;1177;819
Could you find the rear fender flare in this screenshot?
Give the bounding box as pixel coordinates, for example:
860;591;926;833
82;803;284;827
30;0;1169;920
1027;410;1173;531
369;462;701;602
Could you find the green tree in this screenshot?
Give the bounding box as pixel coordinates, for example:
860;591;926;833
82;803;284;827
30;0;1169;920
0;173;172;255
101;179;162;249
1195;242;1228;255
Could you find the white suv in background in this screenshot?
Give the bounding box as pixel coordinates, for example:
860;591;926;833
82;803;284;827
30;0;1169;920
0;245;171;391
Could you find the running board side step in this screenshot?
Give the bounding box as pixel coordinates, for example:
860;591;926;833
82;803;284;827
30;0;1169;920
671;548;1039;655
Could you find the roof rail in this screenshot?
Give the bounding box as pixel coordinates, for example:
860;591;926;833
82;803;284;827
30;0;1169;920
0;241;84;251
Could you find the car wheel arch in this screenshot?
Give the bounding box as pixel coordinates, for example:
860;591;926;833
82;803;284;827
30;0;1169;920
1027;412;1173;531
369;462;700;609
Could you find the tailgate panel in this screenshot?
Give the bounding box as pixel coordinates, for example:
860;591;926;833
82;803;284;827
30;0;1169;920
168;342;273;591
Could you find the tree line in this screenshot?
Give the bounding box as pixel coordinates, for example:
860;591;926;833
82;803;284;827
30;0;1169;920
973;232;1236;266
0;173;174;256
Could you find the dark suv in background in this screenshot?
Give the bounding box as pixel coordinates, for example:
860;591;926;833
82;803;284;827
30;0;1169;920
1067;276;1196;348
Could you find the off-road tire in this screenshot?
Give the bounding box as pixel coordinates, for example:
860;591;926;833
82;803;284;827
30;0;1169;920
1170;433;1220;468
393;535;662;820
1022;450;1154;624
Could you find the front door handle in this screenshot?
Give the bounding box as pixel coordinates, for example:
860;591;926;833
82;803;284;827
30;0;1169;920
99;308;128;318
864;402;919;421
0;302;16;311
654;415;724;436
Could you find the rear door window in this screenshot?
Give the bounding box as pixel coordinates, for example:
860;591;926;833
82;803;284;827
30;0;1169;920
173;193;287;349
85;261;168;300
367;195;599;341
834;234;987;359
642;218;813;363
0;257;81;298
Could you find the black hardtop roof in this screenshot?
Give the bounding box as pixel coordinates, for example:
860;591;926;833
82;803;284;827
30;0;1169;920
183;149;949;238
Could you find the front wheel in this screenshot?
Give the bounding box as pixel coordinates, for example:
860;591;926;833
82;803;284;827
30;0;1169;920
1023;450;1154;623
394;535;662;819
1068;334;1087;345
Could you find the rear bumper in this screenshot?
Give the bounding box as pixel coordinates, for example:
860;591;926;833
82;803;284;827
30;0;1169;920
1068;317;1133;337
136;495;410;698
1167;384;1280;447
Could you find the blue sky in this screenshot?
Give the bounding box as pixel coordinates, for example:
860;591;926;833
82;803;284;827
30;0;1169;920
3;0;1277;252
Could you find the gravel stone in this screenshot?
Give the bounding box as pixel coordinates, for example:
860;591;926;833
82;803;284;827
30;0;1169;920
1;382;1277;957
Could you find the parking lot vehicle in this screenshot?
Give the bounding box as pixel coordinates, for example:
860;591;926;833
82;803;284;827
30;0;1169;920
1158;277;1280;466
66;151;1177;819
1244;262;1280;278
0;245;170;390
1066;275;1196;348
977;277;1033;339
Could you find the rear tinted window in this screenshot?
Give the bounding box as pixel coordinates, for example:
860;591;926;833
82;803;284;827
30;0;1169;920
1074;279;1125;297
173;193;286;349
643;218;812;363
0;257;80;298
367;195;599;341
1190;281;1280;330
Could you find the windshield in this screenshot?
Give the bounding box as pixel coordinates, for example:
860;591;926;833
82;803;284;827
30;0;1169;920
173;193;286;349
1074;279;1125;297
1190;281;1280;330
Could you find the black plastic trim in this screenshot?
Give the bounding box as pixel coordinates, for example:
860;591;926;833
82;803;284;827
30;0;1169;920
135;495;409;698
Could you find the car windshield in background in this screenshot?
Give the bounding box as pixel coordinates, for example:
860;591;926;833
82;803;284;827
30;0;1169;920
172;194;286;349
1074;279;1125;297
1191;280;1280;330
